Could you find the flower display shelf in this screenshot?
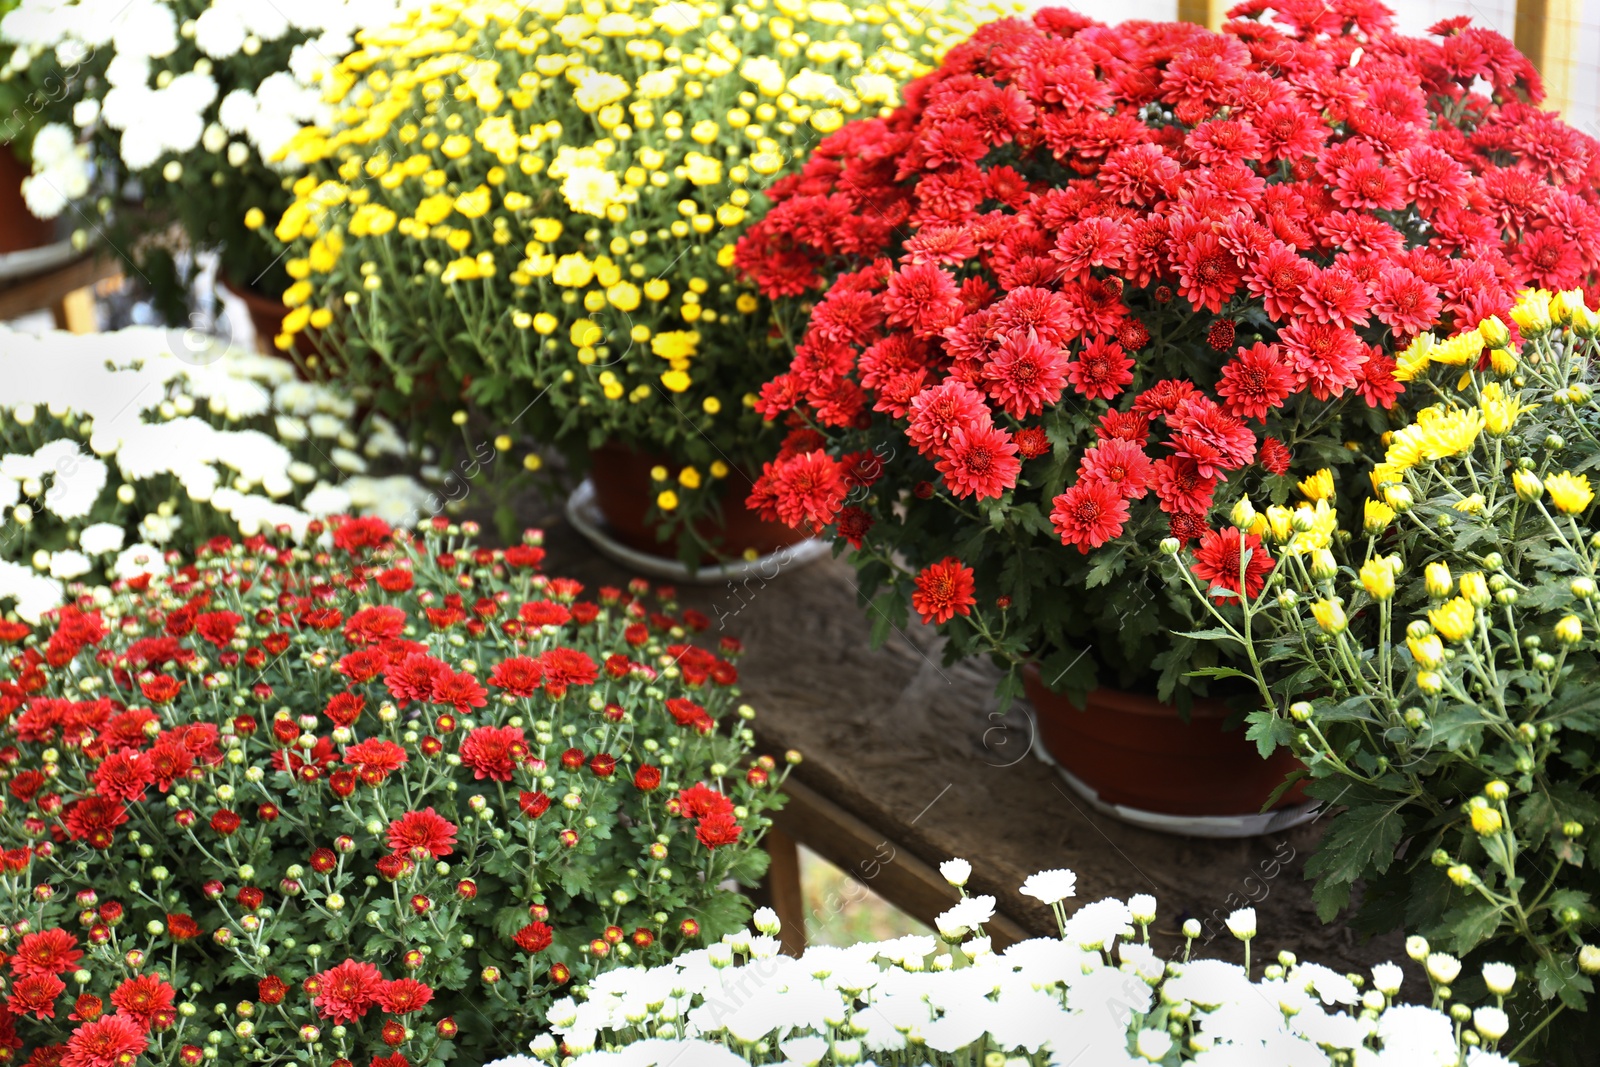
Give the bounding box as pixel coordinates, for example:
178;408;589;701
521;507;1411;974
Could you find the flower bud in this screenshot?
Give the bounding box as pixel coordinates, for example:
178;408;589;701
1555;615;1583;646
1406;936;1430;961
1458;572;1489;607
1311;599;1346;635
1407;633;1444;670
1579;945;1600;974
1478;315;1510;349
1230;498;1257;530
1426;952;1462;985
1358;559;1394;600
1310;550;1337;581
1425;562;1452;598
1289;701;1313;722
1482;962;1516;996
1470;805;1503;836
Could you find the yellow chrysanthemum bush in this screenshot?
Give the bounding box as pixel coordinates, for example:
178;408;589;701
1164;290;1600;1057
259;0;1002;557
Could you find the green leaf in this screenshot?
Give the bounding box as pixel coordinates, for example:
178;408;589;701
1442;898;1505;955
1537;957;1595;1009
1305;802;1406;884
1185;666;1252;681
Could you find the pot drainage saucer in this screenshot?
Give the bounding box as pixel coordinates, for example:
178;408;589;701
566;478;831;585
1030;725;1320;839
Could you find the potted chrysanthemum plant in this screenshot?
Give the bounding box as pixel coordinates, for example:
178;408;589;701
1166;294;1600;1057
260;0;1010;569
0;0;409;327
0;515;788;1067
735;2;1600;830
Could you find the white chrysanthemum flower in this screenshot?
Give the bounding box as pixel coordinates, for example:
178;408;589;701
78;523;126;556
1370;961;1404;996
1019;868;1077;905
1134;1028;1172;1061
1473;1005;1509;1041
48;550;91;579
1061;898;1130;951
274;415;308;443
934;895;994;940
330;447;367;473
1128;893;1155;924
1481;961;1515;996
750;908;779;935
0;559;64;622
1225;907;1257;940
939;858;971;888
1424;952;1461;985
139;512;182;544
1289;961;1359;1006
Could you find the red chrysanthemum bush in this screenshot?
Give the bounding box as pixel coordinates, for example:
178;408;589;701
738;0;1600;705
0;518;784;1067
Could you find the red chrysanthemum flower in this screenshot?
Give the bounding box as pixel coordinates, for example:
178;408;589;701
1190;527;1275;602
1152;456;1219;517
92;750;152;804
343;606;407;646
487;655;542;697
324;692;366;728
983;331;1068;418
1078;439;1154;499
513;922;553;954
536;648;599;698
910;558;977;625
375;979;433;1015
458;726;525;782
109;974;175;1031
385;653;452;706
696;812;744;849
883;262;964;339
676;783;733;819
311;960;383;1025
430;670;487;712
386;809;458;859
192;611;243;649
1258;437;1292;475
1216;343;1295;421
1050;480;1130;553
62;797;128;850
935;424;1021;500
905;380;993;458
343;739;408;780
1067;336;1133;401
62;1013;147;1067
8;974;65;1019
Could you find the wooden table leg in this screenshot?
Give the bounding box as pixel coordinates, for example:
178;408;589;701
51;287;97;333
754;824;806;957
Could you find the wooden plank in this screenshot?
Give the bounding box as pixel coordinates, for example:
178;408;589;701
0;255;116;323
1516;0;1580;115
750;825;807;957
1178;0;1226;31
772;776;1034;950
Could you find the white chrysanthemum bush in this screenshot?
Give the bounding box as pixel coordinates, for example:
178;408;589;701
0;0;416;318
0;327;432;620
482;862;1526;1067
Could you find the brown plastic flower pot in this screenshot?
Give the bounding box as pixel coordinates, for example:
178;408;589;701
1024;664;1309;830
587;442;809;562
0;146;57;254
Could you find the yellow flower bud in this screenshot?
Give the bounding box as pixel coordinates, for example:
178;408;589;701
1363;498;1395;533
1264;505;1294;544
1470;805;1503;836
1458;572;1490;607
1552;289;1586;326
678;467;702;490
1484;780;1509;801
1425;562;1452;599
1407;633;1444;670
1310;549;1338;581
1418;670;1444;694
1510;289;1552;337
1478;315;1510;349
710;460;729;479
1513;468;1544;503
702;396;721;414
1555;615;1584;646
1359;558;1395;601
1230;498;1257;529
244;207;265;230
656;490;679;511
1311;599;1347;635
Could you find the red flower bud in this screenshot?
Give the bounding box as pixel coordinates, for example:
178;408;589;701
257;803;279;822
410;894;431;915
631;927;654;948
746;767;768;787
251;683;273;702
456;879;477;900
634;765;661;792
180;1045;204;1065
589;754;616;778
549;963;571;984
603;925;623;944
403;949;424;970
381;1020;406;1046
436;1017;458;1039
211;810;240;836
560;747;585;770
528;903;549;921
87;924;110;945
589;938;610;958
680;919;700;938
517;791;550;819
435;713;456;734
557;829;579;848
202;880;224;900
328;770;356;799
258;976;288;1005
420;736;443;757
236;887;264;911
74;994;104;1021
98;901;123;925
233;715;258;736
152;1010;176;1032
602;702;625;722
309;848;337;874
334;835;355;853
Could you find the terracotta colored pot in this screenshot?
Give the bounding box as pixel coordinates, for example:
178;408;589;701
1024;665;1307;821
587;443;809;561
0;146;57;254
220;277;317;361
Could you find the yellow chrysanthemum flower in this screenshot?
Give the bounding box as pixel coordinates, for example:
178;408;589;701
1429;597;1476;642
1298;468;1334;503
1546;472;1595;514
1510;288;1553;336
1363;498;1396;533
